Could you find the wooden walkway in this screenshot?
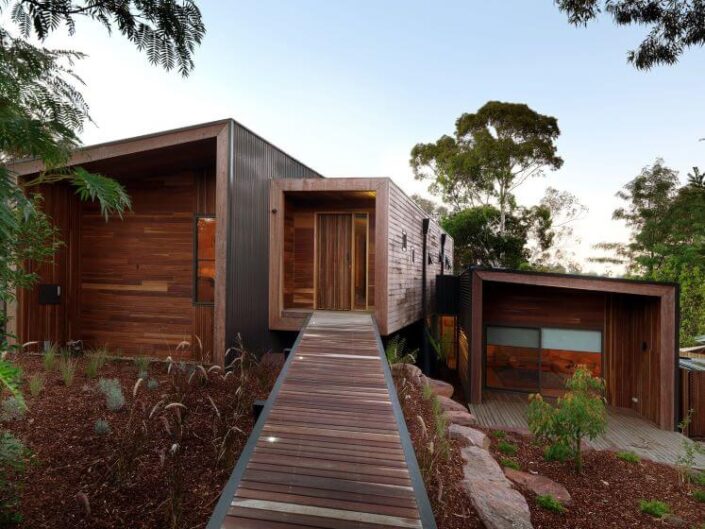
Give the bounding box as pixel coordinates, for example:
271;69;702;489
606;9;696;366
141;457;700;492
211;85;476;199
469;391;705;469
208;311;436;529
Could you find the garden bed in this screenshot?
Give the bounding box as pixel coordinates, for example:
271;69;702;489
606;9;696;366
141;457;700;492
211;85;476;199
4;352;281;528
487;428;705;528
394;372;484;529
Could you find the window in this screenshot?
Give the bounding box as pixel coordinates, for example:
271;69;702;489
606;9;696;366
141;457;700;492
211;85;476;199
194;216;215;304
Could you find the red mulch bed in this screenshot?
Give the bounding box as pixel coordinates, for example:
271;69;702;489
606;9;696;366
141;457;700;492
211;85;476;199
6;353;281;529
486;429;705;528
394;374;484;529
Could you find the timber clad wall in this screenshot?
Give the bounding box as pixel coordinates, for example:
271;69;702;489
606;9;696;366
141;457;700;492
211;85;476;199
386;181;452;334
227;124;322;355
682;370;705;437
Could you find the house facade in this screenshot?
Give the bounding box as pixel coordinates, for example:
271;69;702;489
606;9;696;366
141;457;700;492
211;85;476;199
8;120;452;363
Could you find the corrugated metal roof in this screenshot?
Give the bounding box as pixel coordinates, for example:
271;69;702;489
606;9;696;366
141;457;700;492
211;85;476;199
680;357;705;372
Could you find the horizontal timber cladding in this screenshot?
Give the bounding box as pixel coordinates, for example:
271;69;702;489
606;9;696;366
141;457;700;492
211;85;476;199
457;269;472;401
227;123;323;356
386;180;453;335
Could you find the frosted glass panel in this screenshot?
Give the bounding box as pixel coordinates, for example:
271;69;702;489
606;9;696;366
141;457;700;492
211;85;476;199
486;327;540;349
541;328;602;353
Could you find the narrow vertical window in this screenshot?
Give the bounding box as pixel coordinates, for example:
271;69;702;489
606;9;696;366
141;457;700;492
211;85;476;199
195;216;216;304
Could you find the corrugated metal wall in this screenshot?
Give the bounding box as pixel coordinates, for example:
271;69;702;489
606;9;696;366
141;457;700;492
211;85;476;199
227;122;323;355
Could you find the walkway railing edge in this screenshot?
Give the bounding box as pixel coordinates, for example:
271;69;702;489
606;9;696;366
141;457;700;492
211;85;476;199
205;314;312;529
371;317;439;529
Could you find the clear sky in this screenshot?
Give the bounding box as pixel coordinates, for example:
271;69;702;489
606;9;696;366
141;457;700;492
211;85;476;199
38;0;705;272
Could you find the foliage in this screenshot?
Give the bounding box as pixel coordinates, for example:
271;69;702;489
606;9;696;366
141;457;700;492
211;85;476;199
497;440;518;456
543;442;573;462
692;471;705;487
638;499;670;518
555;0;705;69
94;418;111;436
415;387;451;480
528;366;607;473
58;357;76;386
693;489;705;503
385;336;417;366
0;432;27;524
536;494;566;513
593;161;705;345
500;458;520;470
98;378;125;412
491;430;507;439
0;397;25;422
147;378;159;391
27;373;44;397
0;359;24;410
42;345;57;372
616;450;640;464
410;193;448;220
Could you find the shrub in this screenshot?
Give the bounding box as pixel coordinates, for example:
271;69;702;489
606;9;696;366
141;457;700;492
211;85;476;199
421;383;434;401
28;373;44;398
58;357;77;386
528;365;607;473
42;344;57;372
491;430;507;439
617;450;640;463
0;432;28;524
536;494;566;513
692;471;705;487
676;411;705;484
385;336;417;365
0;397;26;422
497;440;518;456
500;458;520;470
147;378;159;390
94;419;111;435
98;378;125;411
693;489;705;503
639;499;670;518
544;442;572;462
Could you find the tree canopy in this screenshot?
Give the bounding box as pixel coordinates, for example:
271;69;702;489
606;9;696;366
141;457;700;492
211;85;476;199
556;0;705;69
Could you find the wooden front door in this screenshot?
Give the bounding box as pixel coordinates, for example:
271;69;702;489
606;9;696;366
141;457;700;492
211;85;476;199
316;214;352;310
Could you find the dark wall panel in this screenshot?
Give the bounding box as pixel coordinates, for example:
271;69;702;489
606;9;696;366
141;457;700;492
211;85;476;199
228;123;323;355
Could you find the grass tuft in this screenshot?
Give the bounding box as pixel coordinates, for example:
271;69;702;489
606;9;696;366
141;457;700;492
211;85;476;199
693;489;705;503
497;440;518;456
500;458;520;470
491;430;506;439
42;344;58;372
94;418;111;435
28;373;44;397
58;357;77;386
639;499;670;518
98;378;125;412
544;442;572;462
536;494;566;513
616;450;640;463
85;348;108;379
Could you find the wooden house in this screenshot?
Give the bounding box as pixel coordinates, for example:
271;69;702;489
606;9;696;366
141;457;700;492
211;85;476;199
454;267;679;430
7;120;452;364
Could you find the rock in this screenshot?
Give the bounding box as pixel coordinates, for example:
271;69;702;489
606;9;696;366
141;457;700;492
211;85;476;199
422;376;454;398
391;363;422;381
459;446;533;529
504;468;571;505
448;424;490;449
663;514;687;527
444;409;478;427
437;395;468;413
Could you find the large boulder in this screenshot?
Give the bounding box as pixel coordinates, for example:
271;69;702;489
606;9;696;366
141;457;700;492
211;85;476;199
448;424;490;449
444;410;477;427
504;468;571;505
422;376;454;398
460;446;533;529
390;363;422;381
437;395;468;413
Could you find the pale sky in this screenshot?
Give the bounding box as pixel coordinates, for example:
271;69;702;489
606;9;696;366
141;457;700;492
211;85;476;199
33;1;705;273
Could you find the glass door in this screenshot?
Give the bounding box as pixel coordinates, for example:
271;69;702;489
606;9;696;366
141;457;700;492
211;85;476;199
485;326;541;393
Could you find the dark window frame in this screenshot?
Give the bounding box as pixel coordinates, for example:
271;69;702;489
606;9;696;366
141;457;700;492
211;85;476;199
193;214;216;306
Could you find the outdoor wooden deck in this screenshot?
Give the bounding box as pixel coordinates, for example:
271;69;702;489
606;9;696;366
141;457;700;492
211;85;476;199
469;391;705;469
207;311;435;529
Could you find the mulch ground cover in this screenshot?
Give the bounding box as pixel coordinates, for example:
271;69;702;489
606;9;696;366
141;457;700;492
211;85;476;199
394;373;484;529
6;353;281;529
486;428;705;529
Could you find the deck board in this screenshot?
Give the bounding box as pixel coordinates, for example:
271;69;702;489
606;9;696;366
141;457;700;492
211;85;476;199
209;311;435;529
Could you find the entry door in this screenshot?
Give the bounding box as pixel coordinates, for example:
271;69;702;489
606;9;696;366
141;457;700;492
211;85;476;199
316;214;352;310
